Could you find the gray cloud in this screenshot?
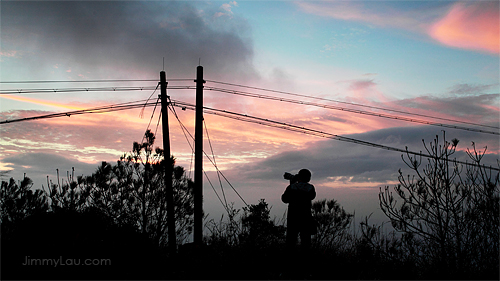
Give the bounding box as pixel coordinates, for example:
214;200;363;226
392;93;499;127
1;1;257;81
2;152;98;189
349;79;376;91
225;125;499;185
448;83;498;97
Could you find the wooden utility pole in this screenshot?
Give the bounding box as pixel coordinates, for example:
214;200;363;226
160;70;176;253
194;65;205;245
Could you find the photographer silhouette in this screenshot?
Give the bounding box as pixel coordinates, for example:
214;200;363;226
281;169;316;249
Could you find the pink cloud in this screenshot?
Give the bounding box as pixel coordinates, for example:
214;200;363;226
297;1;499;55
429;2;499;54
0;50;19;58
296;1;430;32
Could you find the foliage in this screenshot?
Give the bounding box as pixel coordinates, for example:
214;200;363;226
0;176;48;225
204;202;241;248
311;198;353;251
205;199;286;249
379;134;499;278
43;129;194;247
240;199;286;247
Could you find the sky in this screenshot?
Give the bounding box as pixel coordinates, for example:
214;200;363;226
1;0;499;230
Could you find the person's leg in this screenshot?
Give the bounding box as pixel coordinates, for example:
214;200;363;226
300;230;311;249
286;227;298;248
298;230;312;278
282;227;299;279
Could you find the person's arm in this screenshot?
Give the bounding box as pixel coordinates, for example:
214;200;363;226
309;185;316;201
281;185;291;203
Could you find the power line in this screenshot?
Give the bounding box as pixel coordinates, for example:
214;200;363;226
204;86;499;135
204;119;229;210
168;102;225;210
2;95;497;172
166;100;231;213
0;85;195;95
168;103;249;207
169;99;500;172
0;78;193;84
3;83;497;135
206;80;499;130
0;99;156;124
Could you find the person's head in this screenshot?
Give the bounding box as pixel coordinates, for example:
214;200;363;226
298;169;311;183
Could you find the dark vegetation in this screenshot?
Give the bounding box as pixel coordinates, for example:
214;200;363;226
1;132;498;280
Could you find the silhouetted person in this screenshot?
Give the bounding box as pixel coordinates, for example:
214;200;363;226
281;169;316;249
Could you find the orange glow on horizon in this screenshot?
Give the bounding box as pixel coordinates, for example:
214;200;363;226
0;95;85;111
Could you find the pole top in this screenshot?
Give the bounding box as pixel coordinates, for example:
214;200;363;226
160;70;166;82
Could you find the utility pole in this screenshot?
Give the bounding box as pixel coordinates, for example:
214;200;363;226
160;70;176;253
194;65;205;245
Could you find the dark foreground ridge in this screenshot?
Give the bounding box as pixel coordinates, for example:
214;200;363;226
2;205;498;280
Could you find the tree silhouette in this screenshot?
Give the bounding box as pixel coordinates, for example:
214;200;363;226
379;133;499;278
0;176;48;226
240;199;286;248
311;198;353;251
45;129;194;247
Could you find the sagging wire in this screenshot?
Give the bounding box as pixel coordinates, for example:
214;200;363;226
204;119;229;210
168;102;249;209
139;83;159;119
168;102;231;214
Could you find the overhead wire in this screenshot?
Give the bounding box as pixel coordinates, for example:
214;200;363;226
168;103;249;207
3;83;497;135
168;103;234;212
0;85;195;95
118;94;233;215
169;99;500;172
203;86;499;135
168;100;195;180
139;83;160;119
204;119;229;210
2;79;498;171
0;99;157;124
0;78;193;84
204;170;231;215
206;79;500;130
2;95;497;172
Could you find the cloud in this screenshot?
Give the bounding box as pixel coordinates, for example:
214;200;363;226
296;1;498;55
0;50;19;58
225;124;499;186
1;1;257;81
349;79;376;91
344;79;391;105
448;83;498;97
392;93;500;128
0;109;151;164
2;152;99;189
296;1;441;32
428;2;500;54
216;1;239;18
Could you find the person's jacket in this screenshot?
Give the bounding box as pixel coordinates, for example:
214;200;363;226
281;182;316;228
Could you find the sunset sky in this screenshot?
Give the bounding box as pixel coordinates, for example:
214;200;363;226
1;1;499;226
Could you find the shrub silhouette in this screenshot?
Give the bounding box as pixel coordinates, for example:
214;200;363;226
380;134;499;279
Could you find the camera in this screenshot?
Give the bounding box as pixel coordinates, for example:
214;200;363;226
283;172;299;184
